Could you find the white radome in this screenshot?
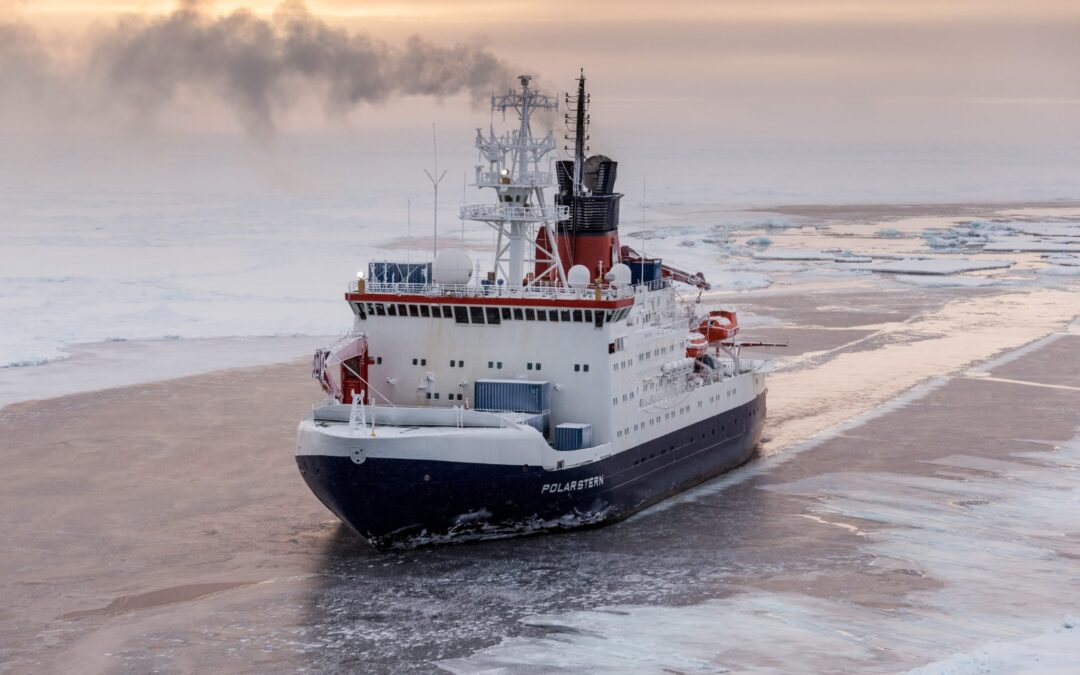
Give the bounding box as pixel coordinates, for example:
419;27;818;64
605;263;633;288
433;249;473;285
567;264;591;288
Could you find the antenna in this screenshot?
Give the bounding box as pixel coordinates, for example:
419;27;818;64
564;69;589;198
407;197;412;264
423;122;447;259
642;176;647;259
461;170;467;242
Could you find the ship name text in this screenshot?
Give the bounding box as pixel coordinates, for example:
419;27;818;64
541;476;604;494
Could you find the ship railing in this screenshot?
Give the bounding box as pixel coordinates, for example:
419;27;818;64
348;280;636;301
460;204;570;222
638;368;736;408
635;278;671;293
474;170;553;188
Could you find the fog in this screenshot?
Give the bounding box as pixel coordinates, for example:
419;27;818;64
2;0;1078;201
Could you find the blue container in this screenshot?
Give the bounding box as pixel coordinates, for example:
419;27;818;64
368;262;432;285
628;259;662;286
474;379;551;414
554;423;592;451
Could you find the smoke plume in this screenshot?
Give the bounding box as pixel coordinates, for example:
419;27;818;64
1;0;520;137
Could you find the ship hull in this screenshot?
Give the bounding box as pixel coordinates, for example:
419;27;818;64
297;392;765;549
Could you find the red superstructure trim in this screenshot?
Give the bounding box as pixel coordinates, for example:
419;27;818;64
345;292;635;310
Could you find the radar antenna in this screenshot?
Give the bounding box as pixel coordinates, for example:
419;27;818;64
459;75;567;287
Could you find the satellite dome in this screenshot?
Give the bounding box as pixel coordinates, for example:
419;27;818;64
433;249;473;285
567;264;591;288
605;263;632;288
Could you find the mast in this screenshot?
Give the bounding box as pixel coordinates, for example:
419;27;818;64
572;70;587;198
460;75;567;287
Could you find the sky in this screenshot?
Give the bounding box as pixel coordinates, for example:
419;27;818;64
2;0;1079;201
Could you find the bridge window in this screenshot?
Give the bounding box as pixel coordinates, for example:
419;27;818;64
397;304;407;316
419;305;430;317
486;307;501;324
469;306;485;324
386;304;397;316
408;305;419;317
549;310;559;322
536;310;546;321
560;309;571;322
501;307;512;320
513;308;524;320
573;309;582;322
584;364;589;372
454;306;469;323
442;306;453;318
584;310;593;322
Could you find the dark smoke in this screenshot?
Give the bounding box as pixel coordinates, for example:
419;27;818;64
1;0;520;137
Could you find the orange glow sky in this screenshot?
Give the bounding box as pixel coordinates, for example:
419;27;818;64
4;0;1079;145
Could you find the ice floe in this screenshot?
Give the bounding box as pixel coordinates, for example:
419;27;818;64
849;258;1014;275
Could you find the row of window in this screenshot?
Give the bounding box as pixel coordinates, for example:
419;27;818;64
615;402;759;439
613;391;638;405
616;404;699;437
391;358;591;373
638;344;681;361
425;392;465;401
354;302;632;326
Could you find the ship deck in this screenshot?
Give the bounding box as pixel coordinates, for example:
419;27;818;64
345;279;668;308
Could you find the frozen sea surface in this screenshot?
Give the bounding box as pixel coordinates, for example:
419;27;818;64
4;133;1080;672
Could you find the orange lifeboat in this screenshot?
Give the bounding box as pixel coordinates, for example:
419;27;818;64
698;309;739;343
685;331;709;358
313;334;371;404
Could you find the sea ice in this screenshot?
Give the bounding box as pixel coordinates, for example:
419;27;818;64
984;241;1080;253
752;248;840;261
849;258;1013;275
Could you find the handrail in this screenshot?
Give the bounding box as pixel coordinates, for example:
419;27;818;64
460;204;570;222
475;170;553;188
348;280;638;301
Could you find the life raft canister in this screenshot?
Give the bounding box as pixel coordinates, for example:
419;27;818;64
685;331;709;358
698;309;739;343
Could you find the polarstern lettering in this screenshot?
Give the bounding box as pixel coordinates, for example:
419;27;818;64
541;475;605;494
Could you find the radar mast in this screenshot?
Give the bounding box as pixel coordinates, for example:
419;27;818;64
460;75;568;287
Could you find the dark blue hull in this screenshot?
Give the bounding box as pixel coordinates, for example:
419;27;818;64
297;391;766;549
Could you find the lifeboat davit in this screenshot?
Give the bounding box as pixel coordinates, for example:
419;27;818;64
313;334;370;404
685;331;709;358
698;309;739;343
